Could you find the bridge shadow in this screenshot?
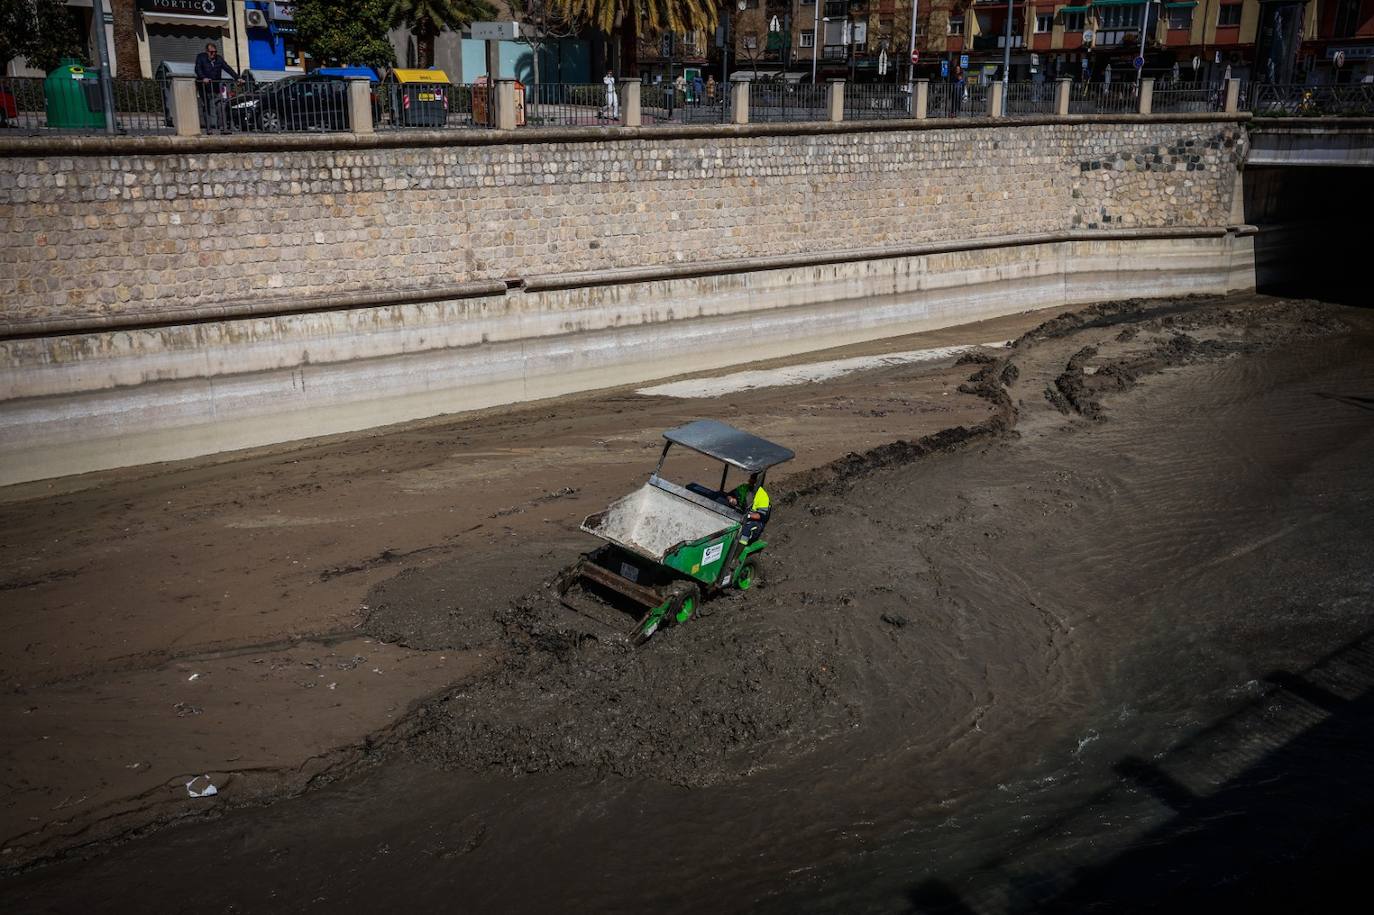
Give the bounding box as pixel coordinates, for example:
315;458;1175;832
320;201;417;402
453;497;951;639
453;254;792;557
904;629;1374;914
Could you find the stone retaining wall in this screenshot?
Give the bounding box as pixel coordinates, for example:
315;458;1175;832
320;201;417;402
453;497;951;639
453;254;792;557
1;118;1246;328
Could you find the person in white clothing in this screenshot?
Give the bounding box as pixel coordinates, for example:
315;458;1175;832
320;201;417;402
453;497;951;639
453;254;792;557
603;70;619;119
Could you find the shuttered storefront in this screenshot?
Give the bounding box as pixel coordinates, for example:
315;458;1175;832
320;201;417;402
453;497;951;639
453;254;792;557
147;25;223;67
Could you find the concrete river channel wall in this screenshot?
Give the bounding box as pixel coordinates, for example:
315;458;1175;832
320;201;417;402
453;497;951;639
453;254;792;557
0;116;1255;485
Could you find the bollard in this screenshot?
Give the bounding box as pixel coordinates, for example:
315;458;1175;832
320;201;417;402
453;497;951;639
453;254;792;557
731;80;749;125
827;78;845;122
170;76;200;136
619;78;641;128
1139;78;1154;115
988;81;1004;118
1055;78;1071;117
913;79;929;120
1224;78;1241;114
347;77;374;134
496;78;518;130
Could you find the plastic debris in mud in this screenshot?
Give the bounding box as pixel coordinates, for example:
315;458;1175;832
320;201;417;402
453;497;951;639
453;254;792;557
185;776;218;798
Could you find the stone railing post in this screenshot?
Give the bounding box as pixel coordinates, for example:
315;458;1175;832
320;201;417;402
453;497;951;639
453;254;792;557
619;78;641;127
827;78;845;122
1139;77;1154;115
1224;78;1241;113
495;78;518;130
1055;77;1071;116
731;80;749;124
913;79;929;119
170;76;200;136
347;77;374;134
988;81;1004;118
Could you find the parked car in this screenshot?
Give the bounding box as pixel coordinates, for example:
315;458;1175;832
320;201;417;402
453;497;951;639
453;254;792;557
229;73;352;131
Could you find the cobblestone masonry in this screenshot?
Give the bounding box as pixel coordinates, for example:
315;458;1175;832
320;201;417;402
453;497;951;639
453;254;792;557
0;121;1246;324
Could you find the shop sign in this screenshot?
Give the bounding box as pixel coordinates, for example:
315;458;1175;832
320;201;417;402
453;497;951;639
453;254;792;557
270;2;295;20
1327;46;1374;61
137;0;228;17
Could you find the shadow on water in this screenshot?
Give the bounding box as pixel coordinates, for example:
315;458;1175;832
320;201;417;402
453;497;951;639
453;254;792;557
906;629;1374;914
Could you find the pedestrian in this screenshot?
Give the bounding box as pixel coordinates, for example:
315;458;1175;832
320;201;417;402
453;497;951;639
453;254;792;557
674;73;686;104
602;69;619;120
705;74;717;105
194;42;238;133
953;66;965;116
692;73;705;105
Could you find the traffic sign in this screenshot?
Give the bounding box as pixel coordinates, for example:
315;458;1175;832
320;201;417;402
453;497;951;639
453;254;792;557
1334;50;1346;68
910;49;919;65
1133;55;1144;70
959;53;969;69
940;59;950;78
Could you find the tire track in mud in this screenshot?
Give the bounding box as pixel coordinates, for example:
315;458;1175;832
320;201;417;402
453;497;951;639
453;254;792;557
368;295;1351;789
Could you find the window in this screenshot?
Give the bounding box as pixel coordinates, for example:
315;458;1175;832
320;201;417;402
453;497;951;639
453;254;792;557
1217;4;1242;26
1167;7;1193;29
1334;0;1360;37
948;16;964;35
743;35;759;50
1097;4;1143;29
1036;13;1054;32
800;30;815;48
1061;11;1085;31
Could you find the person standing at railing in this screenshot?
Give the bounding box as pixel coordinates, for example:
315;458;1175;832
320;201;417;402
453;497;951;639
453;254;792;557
706;75;717;106
602;70;619;120
194;43;239;134
692;74;705;105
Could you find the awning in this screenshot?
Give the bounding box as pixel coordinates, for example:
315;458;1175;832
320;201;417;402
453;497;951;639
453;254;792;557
1059;5;1090;12
1091;0;1145;5
1164;1;1198;7
141;12;228;25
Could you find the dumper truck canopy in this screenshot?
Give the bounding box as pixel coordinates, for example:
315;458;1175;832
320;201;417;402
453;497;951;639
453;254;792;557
662;420;795;473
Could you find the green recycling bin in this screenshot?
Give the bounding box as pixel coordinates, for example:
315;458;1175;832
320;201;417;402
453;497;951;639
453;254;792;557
45;58;105;129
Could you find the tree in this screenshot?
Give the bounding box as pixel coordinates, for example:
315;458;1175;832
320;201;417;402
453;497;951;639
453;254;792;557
1;0;85;74
509;0;578;85
555;0;718;77
109;0;142;79
296;0;398;72
386;0;496;69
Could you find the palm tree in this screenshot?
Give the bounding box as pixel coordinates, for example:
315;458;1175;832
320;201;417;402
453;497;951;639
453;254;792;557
387;0;497;69
109;0;142;78
556;0;718;77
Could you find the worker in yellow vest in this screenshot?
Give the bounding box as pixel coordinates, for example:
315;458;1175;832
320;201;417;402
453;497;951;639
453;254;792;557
728;475;771;544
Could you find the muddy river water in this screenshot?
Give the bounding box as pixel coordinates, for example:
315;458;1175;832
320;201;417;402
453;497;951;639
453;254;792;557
4;296;1372;913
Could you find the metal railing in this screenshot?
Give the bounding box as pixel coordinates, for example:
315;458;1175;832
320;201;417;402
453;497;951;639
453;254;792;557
376;82;493;129
1069;81;1138;115
843;83;911;121
926;81;989;118
636;82;732;125
525;83;622;127
1251;82;1374;117
202;77;353;133
1003;81;1056;117
1151;82;1224;114
0;76;172;134
749;83;826;122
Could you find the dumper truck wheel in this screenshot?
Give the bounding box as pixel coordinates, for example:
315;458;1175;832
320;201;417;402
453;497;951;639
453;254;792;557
668;582;702;626
736;559;764;591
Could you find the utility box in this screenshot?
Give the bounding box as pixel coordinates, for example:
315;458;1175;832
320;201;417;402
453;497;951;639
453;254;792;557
45;59;104;129
386;68;451;127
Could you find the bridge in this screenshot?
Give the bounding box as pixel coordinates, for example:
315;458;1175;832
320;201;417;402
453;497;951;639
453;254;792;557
1246;118;1374;168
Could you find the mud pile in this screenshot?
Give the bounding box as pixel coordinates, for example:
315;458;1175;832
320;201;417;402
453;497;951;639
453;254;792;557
373;296;1349;786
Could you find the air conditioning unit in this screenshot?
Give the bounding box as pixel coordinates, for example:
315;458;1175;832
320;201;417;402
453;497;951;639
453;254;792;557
246;9;268;29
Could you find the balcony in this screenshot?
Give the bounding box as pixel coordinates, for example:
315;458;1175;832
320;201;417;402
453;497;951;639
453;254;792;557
972;35;1026;51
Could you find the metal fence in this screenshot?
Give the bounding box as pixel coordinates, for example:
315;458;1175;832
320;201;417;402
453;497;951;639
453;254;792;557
749;83;827;122
525;83;621;126
1003;81;1056;117
927;81;990;118
375;82;493;129
1151;82;1224;114
844;83;911;121
0;76;172;134
1069;81;1138;115
1251;82;1374;117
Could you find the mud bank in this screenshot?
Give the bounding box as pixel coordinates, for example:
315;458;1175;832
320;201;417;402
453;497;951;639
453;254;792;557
4;294;1372;914
364;296;1356;789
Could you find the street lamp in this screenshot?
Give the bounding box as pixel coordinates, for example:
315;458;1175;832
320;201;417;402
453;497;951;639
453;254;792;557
724;0;747;89
1136;0;1161;86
